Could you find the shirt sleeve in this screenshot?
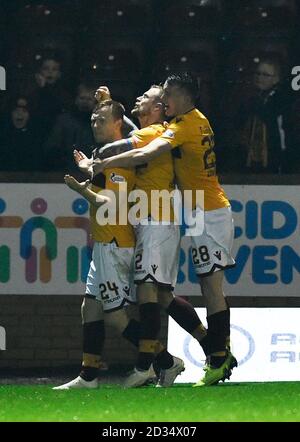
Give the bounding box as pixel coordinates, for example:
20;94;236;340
131;126;161;149
159;120;187;149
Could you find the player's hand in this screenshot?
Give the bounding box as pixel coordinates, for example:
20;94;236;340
95;86;111;103
64;175;90;191
92;159;104;176
73;149;93;172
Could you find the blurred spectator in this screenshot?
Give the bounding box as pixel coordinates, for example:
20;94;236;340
27;51;71;141
0;96;43;171
223;55;297;173
43;82;97;172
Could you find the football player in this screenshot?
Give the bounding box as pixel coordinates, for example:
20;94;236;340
93;86;212;388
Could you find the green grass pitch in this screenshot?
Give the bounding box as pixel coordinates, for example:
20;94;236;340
1;382;300;422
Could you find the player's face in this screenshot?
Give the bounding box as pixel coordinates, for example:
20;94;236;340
131;88;161;118
162;84;184;117
91;107;116;143
254;63;280;91
11;99;30;129
39;60;61;85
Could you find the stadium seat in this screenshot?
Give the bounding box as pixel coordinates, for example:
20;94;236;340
13;1;80;35
0;4;9;63
78;32;146;64
79;47;144;82
232;2;296;32
159;1;221;36
154;50;214;80
251;0;296;11
107;79;139;109
228;37;290;69
153;38;217;80
84;0;152;36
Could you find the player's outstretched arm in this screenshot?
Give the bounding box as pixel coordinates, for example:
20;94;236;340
97;138;134;159
64;175;110;207
93;138;171;175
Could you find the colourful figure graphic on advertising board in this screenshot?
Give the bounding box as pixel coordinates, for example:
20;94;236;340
20;198;57;283
0;198;23;283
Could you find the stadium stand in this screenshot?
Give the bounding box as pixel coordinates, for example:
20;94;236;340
0;0;299;172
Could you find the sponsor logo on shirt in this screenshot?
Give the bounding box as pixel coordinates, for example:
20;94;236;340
163;129;175;138
109;173;126;183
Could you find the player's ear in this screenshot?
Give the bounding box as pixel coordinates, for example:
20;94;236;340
153;102;161;111
155;102;166;117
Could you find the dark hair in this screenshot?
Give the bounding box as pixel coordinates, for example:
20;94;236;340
164;72;199;103
9;95;31;113
77;77;100;94
93;100;125;121
37;49;62;70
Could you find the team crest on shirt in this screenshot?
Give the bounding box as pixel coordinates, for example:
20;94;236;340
109;172;126;183
199;126;211;135
163;129;175;138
